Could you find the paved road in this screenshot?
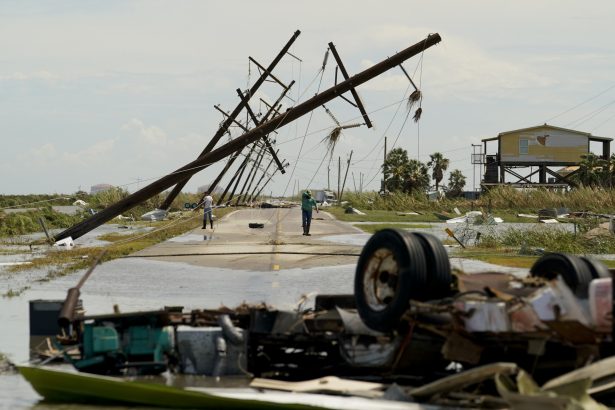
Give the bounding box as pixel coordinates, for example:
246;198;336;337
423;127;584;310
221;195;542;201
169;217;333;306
131;207;364;271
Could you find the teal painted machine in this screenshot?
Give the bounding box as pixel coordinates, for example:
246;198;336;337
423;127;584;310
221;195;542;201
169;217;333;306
70;310;175;375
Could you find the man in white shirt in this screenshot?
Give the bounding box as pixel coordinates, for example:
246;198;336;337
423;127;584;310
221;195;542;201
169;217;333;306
202;194;214;229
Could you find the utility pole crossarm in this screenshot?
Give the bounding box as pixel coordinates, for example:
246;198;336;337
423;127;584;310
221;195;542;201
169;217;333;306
249;57;292;91
328;42;373;129
55;33;441;241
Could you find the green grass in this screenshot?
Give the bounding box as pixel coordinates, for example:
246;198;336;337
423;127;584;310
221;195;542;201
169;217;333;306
456;250;538;269
477;227;615;254
325;207;442;222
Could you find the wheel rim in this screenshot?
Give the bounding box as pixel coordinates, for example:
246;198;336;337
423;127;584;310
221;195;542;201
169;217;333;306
362;247;400;311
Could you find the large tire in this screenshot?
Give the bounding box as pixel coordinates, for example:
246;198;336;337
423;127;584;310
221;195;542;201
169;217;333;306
530;253;593;298
580;256;610;279
411;232;453;300
354;229;427;332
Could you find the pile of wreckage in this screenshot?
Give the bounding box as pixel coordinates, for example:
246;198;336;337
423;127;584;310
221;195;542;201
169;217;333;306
22;229;615;409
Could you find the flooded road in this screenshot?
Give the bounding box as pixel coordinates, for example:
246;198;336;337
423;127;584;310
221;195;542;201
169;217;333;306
0;211;552;409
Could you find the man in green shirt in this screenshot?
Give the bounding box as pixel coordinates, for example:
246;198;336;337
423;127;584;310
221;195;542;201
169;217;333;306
301;190;319;236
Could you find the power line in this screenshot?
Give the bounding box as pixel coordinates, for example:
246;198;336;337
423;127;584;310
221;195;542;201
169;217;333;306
546;83;615;123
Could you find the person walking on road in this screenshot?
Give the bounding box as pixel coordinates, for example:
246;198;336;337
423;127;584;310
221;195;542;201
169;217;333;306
301;190;318;236
201;194;214;229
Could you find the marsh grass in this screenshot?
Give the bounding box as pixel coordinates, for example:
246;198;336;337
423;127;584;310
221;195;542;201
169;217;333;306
0;191;204;238
7;207;233;280
479;227;615;254
341;186;615;214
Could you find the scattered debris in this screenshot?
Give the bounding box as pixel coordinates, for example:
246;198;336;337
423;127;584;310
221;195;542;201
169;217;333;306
344;207;365;215
141;208;168;221
52;236;74;250
0;356;15;375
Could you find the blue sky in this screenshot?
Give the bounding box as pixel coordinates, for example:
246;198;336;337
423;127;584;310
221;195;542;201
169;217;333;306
1;0;615;195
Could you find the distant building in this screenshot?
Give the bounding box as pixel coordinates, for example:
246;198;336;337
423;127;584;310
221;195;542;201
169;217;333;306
90;183;115;194
478;124;612;189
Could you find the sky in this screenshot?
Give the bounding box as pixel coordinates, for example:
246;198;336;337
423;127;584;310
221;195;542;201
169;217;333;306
1;0;615;197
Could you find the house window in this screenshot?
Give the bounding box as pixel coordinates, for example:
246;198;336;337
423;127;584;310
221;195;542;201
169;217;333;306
519;139;529;155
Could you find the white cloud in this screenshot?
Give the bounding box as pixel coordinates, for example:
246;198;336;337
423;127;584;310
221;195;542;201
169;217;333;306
121;118;167;146
62;139;116;166
32;143;57;160
359;25;556;99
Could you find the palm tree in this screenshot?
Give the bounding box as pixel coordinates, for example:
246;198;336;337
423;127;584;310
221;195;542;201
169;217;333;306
428;152;450;191
573;153;606;187
447;169;466;197
383;148;410;192
600;153;615;188
404;159;430;193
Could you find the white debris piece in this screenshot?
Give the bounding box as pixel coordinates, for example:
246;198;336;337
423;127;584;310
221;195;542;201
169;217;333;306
53;236;74;250
141;209;168;221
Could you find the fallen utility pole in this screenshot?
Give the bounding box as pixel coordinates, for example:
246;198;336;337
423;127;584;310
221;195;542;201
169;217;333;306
55;33;441;241
158;30;300;210
205;86;290;203
238;140;267;205
252;166;281;201
220;141;260;205
246;151;278;203
236;141;267;205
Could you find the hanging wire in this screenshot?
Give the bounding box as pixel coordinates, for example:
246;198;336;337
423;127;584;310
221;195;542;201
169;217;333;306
546;83;615;123
0;197;73;210
564;98;615;129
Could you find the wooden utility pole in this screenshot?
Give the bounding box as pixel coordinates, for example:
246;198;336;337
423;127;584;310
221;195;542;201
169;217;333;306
339;150;353;203
337;156;341;202
253;167;281;200
383;136;387;192
246;150;278;203
217;143;258;205
55;33;442;241
237;140;267;205
159;30;300;210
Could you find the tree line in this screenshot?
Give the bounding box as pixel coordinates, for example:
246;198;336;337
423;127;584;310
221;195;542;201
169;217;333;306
382;148;466;197
571;153;615;188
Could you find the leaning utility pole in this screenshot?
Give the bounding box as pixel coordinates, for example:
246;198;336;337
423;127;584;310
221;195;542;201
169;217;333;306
246;150;278;203
158;30;299;210
236;141;267;205
55;33;442;241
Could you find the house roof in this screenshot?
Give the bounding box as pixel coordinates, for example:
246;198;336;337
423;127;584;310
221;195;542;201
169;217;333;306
481;124;612;142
